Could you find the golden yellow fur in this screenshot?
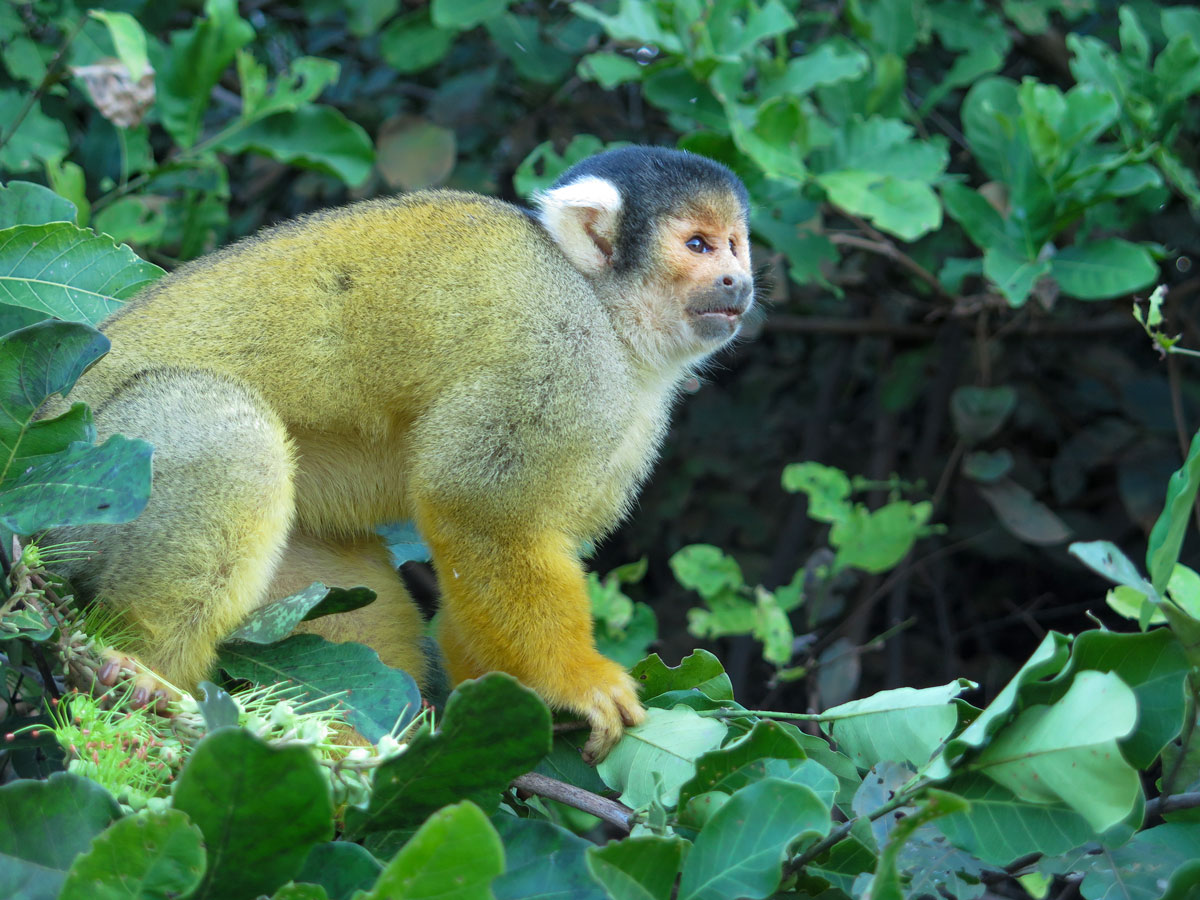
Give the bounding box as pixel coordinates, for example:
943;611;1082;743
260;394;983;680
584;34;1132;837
45;154;752;758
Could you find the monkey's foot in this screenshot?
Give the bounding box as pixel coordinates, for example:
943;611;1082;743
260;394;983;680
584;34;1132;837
96;650;179;715
567;657;646;764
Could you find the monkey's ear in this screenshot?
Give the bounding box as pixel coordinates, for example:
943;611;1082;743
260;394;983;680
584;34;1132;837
535;176;622;275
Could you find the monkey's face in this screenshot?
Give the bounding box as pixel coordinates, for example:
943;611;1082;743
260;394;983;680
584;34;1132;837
654;197;754;352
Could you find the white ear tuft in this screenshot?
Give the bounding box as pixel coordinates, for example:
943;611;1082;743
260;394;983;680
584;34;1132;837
535;176;623;275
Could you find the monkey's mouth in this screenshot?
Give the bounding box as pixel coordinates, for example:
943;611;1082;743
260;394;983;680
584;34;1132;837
687;293;753;340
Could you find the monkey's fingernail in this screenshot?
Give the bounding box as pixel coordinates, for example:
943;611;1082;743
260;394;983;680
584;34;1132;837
152;690;169;715
99;662;117;684
133;687;149;706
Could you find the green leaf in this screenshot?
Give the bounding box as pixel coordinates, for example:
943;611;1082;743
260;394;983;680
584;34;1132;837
940;181;1009;251
271;885;328;900
631;649;734;702
486;13;574;84
236;54;340;124
929;631;1072;779
816;171;943;241
0;773;121;900
0;223;163;324
431;0;510;30
88;11;149;82
296;842;382;900
379;11;455;74
1076;823;1200;900
936;773;1095;866
361;802;502;900
677;778;830;900
976;479;1072;546
1048;628;1190;769
346;674;551;833
158;0;255;148
868;790;970;900
969;671;1140;832
1070;540;1157;596
0;91;69;174
982;244;1049;307
218;634;420;742
173;728;333;900
668;544;744;598
1147;428;1200;594
492;817;607;900
760;42;868;99
59;809;206;900
587;836;686;900
781;462;852;522
215;106;374;188
597;706;728;807
0;434;153;534
0;320;104;476
950;385;1017;444
678;719;807;809
226;582;376;643
830;500;932;573
345;0;401;37
569;0;682;54
1050;239;1158;300
577;52;644;89
821;681;972;769
0;181;76;228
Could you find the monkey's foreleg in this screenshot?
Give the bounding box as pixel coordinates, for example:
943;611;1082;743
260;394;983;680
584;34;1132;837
420;512;645;762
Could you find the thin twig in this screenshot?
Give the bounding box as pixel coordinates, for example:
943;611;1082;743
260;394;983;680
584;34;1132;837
511;772;635;832
829;232;956;303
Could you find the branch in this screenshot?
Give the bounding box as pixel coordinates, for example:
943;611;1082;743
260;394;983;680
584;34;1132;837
0;16;86;152
511;772;635;833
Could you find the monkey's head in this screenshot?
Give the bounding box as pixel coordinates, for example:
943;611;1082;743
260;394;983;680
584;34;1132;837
536;146;754;370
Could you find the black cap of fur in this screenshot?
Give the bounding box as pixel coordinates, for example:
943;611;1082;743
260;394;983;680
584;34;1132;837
551;146;749;275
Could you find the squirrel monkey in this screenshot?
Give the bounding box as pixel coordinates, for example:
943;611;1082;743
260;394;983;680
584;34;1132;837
45;146;754;759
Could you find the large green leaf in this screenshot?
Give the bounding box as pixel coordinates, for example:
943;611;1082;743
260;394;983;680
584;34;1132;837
1037;628;1189;769
361;803;502;900
677;719;807;809
214;106;374;188
492;817;607;900
821;680;972;770
1147;428;1200;594
816;171;943;241
59;809;206;900
928;631;1072;779
631;649;734;702
0;320;106;480
0;181;76;228
431;0;511;29
982;243;1049;307
1076;823;1200;900
172;728;333;900
0;223;163;324
586;836;686;900
1050;239;1158;300
0;773;121;900
0;435;153;533
218;634;420;742
677;778;830;900
295;842;382;900
345;674;551;834
596;706;727;807
157;0;254;148
968;671;1140;832
936;773;1096;866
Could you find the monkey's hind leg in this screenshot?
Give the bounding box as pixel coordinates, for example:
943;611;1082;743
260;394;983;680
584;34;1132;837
50;370;296;699
267;531;430;690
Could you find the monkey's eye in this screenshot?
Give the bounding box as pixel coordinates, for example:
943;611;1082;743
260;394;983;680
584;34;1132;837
686;236;713;254
729;238;737;255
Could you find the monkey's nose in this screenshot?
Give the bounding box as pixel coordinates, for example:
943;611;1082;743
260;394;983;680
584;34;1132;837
716;273;753;306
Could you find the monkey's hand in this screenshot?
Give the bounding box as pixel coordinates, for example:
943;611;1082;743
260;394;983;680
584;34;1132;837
425;521;646;762
95;649;179;715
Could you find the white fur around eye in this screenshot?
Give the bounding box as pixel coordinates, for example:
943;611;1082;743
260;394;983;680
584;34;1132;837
535;176;623;275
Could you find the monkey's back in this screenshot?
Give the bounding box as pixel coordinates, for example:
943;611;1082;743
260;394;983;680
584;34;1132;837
66;191;665;539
